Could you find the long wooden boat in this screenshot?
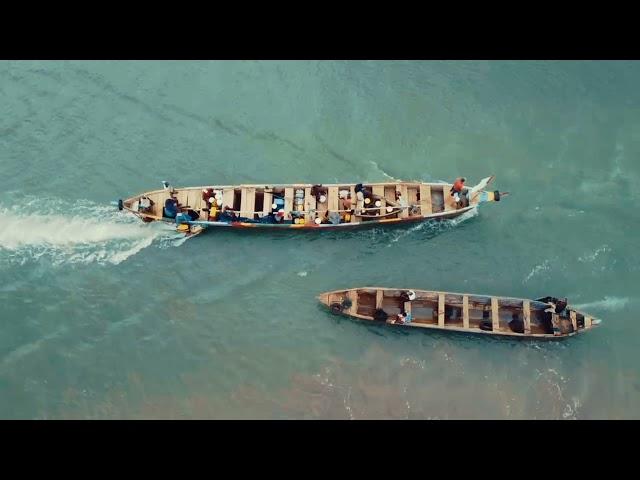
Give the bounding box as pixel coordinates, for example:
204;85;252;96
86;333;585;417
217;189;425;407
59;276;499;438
318;287;602;340
117;176;505;234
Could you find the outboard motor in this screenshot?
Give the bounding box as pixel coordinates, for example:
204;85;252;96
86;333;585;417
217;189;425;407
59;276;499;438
117;199;123;211
477;190;504;203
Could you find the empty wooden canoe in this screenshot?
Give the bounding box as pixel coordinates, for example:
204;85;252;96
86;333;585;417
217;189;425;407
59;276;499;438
318;287;602;340
118;176;505;233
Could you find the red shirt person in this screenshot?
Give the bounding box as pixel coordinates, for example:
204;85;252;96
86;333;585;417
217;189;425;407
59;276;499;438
451;177;466;194
449;177;467;208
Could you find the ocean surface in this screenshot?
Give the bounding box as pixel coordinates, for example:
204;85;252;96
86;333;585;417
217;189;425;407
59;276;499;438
1;60;639;419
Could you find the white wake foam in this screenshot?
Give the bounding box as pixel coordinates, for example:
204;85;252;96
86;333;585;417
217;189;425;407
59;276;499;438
577;244;611;263
572;296;630;312
0;197;187;266
523;259;552;284
386;206;479;246
368;161;402;182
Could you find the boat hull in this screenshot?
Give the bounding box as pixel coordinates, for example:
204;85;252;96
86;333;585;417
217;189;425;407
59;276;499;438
318;287;601;340
119;177;502;233
167;206;473;230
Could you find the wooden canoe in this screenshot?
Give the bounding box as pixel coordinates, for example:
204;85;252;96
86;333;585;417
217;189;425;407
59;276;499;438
118;176;504;233
318;287;602;340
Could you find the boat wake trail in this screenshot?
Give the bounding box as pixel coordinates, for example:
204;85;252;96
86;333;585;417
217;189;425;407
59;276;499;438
386;207;479;246
571;296;630;312
0;197;186;266
368;161;402;182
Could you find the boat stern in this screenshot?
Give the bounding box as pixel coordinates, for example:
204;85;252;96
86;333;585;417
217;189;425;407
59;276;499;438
317;292;332;307
318;289;355;315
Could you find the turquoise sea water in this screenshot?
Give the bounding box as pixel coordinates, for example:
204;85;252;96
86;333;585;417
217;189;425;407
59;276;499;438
1;60;639;419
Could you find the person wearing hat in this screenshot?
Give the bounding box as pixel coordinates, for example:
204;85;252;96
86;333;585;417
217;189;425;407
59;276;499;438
163;195;181;218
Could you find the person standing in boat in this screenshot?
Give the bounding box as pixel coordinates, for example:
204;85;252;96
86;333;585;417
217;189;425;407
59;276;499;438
450;177;468;207
395;290;415;324
544;301;562;336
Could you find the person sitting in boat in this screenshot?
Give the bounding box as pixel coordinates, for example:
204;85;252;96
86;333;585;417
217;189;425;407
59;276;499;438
544;301;562;335
328;211;341;225
400;290;416;302
544;301;556;314
450;177;468;207
218;205;238;223
163;196;181;218
398;311;412;324
354;190;365;215
311;185;327;204
339;190;352;212
339;194;353;222
138;195;153;213
395;191;408;211
544;301;573;334
391;311;412;325
202;188;214;204
208;196;219;221
537;296;568;315
508;312;525;333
